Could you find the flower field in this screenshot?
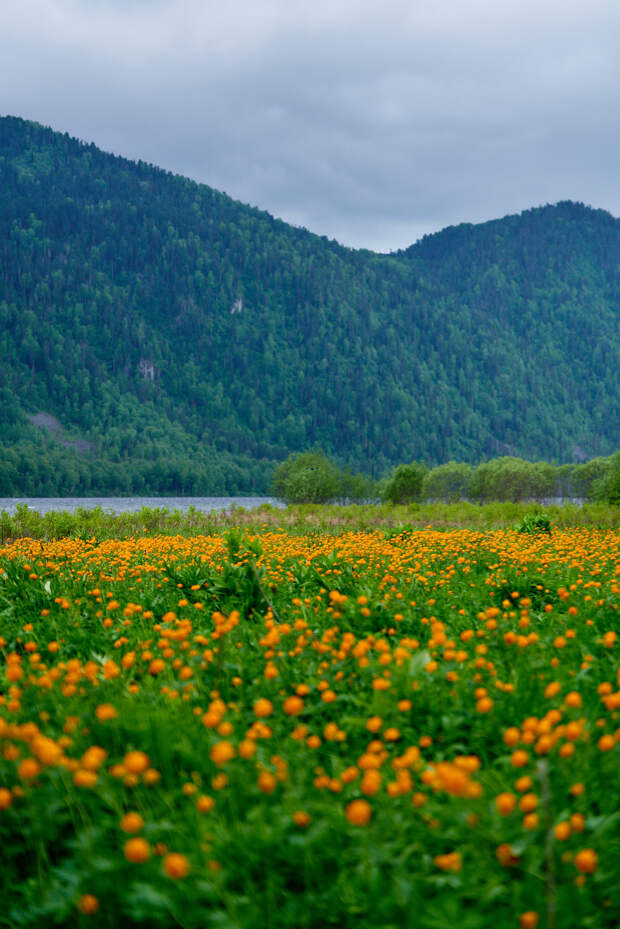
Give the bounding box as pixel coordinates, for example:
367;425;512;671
0;525;618;928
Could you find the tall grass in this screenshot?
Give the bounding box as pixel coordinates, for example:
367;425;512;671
1;501;618;542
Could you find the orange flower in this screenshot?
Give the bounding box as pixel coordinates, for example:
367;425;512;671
554;821;571;841
519;913;539;929
258;771;277;794
253;698;274;718
18;758;40;780
361;770;382;796
123;751;150;774
434;852;462;871
510;750;529;768
73;769;98;789
210;741;235;765
574;849;598;874
31;736;63;766
495;792;516;815
519;793;539;813
163;853;190;879
81;746;107;771
293;810;311;828
124;837;150;863
77;894;99;915
565;691;582;708
283;696;304;715
238;739;257;759
120;812;144;833
345;799;372;826
598;734;614;751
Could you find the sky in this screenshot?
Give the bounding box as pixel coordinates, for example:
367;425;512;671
1;0;619;252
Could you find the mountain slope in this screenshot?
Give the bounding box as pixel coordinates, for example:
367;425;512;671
0;116;618;493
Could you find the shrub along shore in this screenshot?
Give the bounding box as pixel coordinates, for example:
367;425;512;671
1;500;619;543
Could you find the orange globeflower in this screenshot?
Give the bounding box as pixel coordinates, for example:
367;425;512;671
196;795;215;813
31;736;63;766
574;849;598;874
123;751;150;774
73;769;98;789
258;771;277;794
210;741;235;765
293;810;311;828
554;821;571;841
96;703;117;721
254;699;274;718
503;727;520;747
120;812;144;833
163;853;190;879
18;758;40;781
519;793;539;813
238;739;257;759
81;746;107;771
124;837;150;863
345;799;372;826
361;770;382;796
77;894;99;915
519;913;539;929
283;696;304;716
434;852;462;872
495;792;517;815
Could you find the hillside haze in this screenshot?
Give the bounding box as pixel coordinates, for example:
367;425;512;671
0;115;618;494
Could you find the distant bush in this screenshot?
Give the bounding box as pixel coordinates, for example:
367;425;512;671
272;451;341;504
423;461;472;502
570;457;611;501
382;462;428;504
592;451;620;504
272;451;377;505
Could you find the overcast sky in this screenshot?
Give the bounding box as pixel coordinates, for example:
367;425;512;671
1;0;619;252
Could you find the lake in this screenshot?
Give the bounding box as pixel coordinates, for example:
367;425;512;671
0;496;283;516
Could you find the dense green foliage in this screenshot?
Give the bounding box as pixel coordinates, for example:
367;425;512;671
269;452;619;506
0;528;619;927
273;451;346;504
593;452;620;505
1;116;619;493
381;462;428;504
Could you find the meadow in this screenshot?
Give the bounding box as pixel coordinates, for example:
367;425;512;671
0;519;618;928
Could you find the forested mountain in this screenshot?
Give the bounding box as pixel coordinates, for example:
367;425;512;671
0;115;618;494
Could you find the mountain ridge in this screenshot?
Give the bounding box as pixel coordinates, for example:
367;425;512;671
0;116;618;494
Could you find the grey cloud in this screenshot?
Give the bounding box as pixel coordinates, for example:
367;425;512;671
1;0;619;250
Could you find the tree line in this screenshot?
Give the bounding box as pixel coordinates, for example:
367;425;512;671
273;451;620;505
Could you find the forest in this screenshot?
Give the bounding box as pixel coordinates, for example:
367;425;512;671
0;116;619;495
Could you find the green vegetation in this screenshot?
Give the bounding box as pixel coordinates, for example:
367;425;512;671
271;450;620;507
1;500;619;544
516;510;552;534
272;451;342;504
0;527;618;927
381;461;428;504
1;116;619;495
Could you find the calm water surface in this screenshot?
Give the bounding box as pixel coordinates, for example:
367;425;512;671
0;497;282;516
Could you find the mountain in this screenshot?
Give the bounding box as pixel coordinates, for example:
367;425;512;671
0;115;618;494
